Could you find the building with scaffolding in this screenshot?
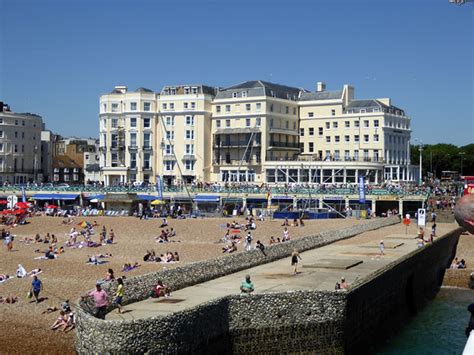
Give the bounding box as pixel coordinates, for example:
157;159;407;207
158;85;216;185
98;81;417;186
99;86;158;185
211;80;301;183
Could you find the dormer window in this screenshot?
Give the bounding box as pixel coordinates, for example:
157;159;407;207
184;87;190;95
192;87;198;94
232;92;238;98
242;91;247;98
170;88;176;95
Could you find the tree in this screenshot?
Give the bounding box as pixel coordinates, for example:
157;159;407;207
410;143;473;178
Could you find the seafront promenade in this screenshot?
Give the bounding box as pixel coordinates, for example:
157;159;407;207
107;222;458;321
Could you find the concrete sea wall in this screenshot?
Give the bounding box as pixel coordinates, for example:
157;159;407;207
75;218;461;354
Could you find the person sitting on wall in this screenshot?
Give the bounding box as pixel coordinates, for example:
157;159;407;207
458;259;467;269
153;280;171;298
240;275;254;295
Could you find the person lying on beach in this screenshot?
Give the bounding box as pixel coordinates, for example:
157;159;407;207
0;295;18;304
122;262;140;272
222;241;237;253
0;274;11;282
27;268;42;277
21;236;34;244
95;253;112;258
42;305;58;314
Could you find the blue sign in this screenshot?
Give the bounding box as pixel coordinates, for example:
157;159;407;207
156;175;163;201
358;176;366;203
21;186;26;203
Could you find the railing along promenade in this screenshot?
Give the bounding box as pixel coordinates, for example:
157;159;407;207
0;184;431;198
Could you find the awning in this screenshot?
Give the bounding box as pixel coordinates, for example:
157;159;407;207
271;196;293;200
32;194;79;200
86;194;105;200
137;195;160;201
194;195;220;203
221;197;243;203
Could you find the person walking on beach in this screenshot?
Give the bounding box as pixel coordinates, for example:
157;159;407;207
379;240;385;255
245;232;253;252
31;275;43;303
113;278;125;314
291;250;302;275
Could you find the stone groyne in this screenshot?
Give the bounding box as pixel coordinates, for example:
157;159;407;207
75;218;461;354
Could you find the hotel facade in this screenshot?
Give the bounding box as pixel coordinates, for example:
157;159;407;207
99;81;416;186
0;103;46;184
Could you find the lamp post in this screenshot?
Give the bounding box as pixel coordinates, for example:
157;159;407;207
414;139;423;186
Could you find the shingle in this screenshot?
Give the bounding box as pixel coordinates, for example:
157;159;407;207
299;90;343;101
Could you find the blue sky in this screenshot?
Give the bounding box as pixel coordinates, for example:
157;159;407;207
1;0;473;145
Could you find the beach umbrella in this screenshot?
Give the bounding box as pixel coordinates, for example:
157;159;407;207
151;199;164;205
0;200;8;205
0;209;14;215
15;202;31;209
46;204;58;209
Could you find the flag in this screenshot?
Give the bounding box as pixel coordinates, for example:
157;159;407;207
21;186;26;203
156;175;163;201
358;176;366;204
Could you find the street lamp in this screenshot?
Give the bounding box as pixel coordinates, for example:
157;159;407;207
414;139;423;185
459;151;466;176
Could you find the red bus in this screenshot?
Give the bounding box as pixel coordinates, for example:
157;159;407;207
461;176;474;195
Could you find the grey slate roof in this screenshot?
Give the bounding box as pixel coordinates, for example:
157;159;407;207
216;80;307;100
135;87;153;93
160;84;217;96
299;90;343;101
346;99;405;115
346;99;384;109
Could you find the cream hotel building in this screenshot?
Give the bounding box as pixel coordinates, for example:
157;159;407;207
99;81;415;186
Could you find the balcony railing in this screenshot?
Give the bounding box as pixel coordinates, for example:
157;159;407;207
213;159;261;166
265;155;386;163
214;141;261;148
142;145;153;151
268;142;300;149
128;145;138;150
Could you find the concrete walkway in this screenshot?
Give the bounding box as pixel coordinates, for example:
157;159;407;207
107;222;457;321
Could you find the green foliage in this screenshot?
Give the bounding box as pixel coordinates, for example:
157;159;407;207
409;143;474;178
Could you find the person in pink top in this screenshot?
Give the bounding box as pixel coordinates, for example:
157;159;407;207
85;283;108;319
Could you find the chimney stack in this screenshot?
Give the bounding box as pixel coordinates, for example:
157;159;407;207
316;82;326;92
114;86;128;94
